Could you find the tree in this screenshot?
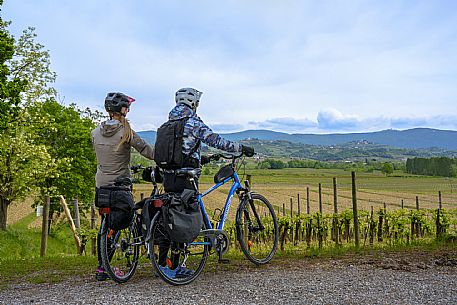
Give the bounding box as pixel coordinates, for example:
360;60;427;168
27;101;97;213
0;3;47;230
381;162;394;176
8;27;57;103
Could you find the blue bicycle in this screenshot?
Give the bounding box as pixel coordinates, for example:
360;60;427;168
148;153;279;285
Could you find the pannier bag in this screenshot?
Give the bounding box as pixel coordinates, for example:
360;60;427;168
162;189;203;243
96;186;135;231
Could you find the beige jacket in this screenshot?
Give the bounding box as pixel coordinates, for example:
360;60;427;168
92;119;154;188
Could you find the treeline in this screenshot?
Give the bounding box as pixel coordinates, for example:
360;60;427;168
257;158;397;174
406;157;457;177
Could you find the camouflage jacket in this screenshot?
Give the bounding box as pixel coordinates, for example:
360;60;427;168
168;104;242;162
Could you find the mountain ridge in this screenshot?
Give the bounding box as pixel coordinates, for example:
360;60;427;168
137;127;457;150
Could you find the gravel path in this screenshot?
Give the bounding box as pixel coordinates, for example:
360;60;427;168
1;252;456;305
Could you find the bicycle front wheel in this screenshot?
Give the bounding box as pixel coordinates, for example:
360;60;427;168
237;193;278;265
100;216;140;283
148;212;209;286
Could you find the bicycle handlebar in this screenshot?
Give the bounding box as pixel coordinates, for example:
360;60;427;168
207;152;244;161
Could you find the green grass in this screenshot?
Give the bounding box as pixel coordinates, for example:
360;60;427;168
0;213;80;259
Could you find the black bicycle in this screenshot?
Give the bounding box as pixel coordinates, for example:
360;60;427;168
99;166;161;283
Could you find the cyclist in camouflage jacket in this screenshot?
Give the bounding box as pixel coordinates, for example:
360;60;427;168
163;88;254;192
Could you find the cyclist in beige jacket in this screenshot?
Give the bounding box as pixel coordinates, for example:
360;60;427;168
92;92;154;281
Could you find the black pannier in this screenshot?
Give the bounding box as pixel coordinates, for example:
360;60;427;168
96;186;135;231
162;189;202;243
214;164;234;184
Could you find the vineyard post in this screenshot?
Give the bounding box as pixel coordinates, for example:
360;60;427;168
282;203;285;217
91;202;96;256
73;198;81;229
297;193;301;215
416;196;419;210
401;199;404;209
438;191;442;209
436;191;442;238
369;206;374;245
290;198;293;219
318;183;323;214
333;178;338;213
306;187;310;214
351;171;360;248
40;196;50;257
384;202;387;213
333;177;339;245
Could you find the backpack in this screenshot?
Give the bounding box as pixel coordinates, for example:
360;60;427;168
162;189;203;243
154;118;187;169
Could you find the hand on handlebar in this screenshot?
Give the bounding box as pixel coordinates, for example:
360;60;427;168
241;145;255;157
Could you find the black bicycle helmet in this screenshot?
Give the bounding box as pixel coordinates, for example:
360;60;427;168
104;92;135;114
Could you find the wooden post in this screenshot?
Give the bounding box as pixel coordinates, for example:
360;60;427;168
318;183;323;214
333;177;339;245
40;196;50;257
438;191;442;209
384;202;387;213
352;171;360;248
73;198;81;229
401;199;404;209
416;196;419;210
59;196;82;254
140;193;144;200
333;177;338;214
297;193;301;215
290;198;293;219
317;213;322;249
282;203;285;217
306;187;310;214
91;202;97;256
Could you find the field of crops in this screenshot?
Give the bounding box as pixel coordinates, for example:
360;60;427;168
130;167;457;250
133;168;457;217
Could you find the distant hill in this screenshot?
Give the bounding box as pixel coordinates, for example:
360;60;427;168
138;128;457;150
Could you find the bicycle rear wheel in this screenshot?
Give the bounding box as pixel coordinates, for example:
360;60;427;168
100;216;140;283
237;193;278;265
148;212;209;285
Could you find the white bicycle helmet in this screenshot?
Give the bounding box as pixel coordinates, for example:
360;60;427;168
175;88;202;110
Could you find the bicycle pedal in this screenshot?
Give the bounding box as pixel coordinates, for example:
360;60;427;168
218;258;230;264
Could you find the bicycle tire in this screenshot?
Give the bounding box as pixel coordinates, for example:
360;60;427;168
237;193;278;265
148;212;209;286
100;216;140;283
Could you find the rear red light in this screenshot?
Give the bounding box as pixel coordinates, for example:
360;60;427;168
99;207;111;215
152;199;163;208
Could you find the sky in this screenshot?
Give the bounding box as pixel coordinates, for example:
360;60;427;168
2;0;457;134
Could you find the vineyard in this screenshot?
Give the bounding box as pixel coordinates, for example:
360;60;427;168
133;167;457;252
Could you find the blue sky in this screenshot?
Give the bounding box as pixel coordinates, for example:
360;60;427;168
2;0;457;133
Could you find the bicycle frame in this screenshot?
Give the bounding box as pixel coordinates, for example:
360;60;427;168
198;171;243;231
